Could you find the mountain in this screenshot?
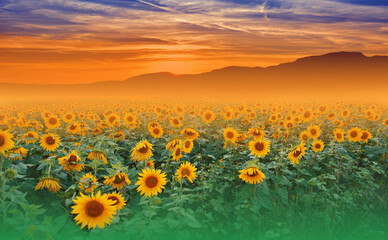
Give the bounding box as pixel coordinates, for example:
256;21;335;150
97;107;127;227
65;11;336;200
1;51;387;102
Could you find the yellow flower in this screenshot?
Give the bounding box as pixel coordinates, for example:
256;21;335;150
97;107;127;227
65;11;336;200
175;162;197;183
312;140;324;152
103;172;131;190
307;124;321;139
135;168;167;197
40;133;61;152
180;128;199;140
149;126;163;138
248;138;270;158
59;150;84;172
35;177;61;193
79;173;99;194
130;140;153;162
202;110;215;124
347;127;361;142
288;142;307;164
71;191;116;229
333;128;345;142
223;127;238;142
106;192;126;210
0;130;15;154
239;167;265;184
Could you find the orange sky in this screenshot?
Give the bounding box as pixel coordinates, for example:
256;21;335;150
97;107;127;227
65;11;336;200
1;0;388;84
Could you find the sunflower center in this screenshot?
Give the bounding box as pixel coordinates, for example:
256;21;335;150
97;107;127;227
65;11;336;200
350;131;358;137
361;132;368;140
49;118;57;125
315;144;321;149
145;176;158;188
226;132;234;139
310;129;317;135
0;135;5;147
127;116;133;122
113;175;125;184
175;148;181;156
28;133;34;138
68;155;78;165
138;145;149;154
153;128;160;134
255;142;264;151
107;196;119;206
46;136;55;145
182;168;190;176
205;113;211;120
185;131;194;136
173;119;179;125
293;149;301;157
185;141;191;148
85;200;104;218
66;114;72;119
337;133;342;139
70;125;76;130
302;135;308;141
226;112;231;117
304;112;311;118
247;170;258;177
109;116;116;123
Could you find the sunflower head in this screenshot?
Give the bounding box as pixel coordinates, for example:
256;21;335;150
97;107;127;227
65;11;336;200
239;166;265;184
130;140;154;162
40;133;61;152
248;138;271;158
347;127;362;142
0;130;15;154
71;191;116;229
223;127;238;142
106;192;126;210
103;172;131;190
135;168;167;197
175;162;197;183
35;177;61;193
312;140;324;152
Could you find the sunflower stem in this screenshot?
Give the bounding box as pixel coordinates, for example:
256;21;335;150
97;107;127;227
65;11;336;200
179;178;183;198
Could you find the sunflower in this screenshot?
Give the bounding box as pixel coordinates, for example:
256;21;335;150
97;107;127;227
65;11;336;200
175;162;197;183
202;110;215;124
23;131;39;144
35;177;62;193
135;168;167;197
67;123;80;135
333;128;345;142
110;131;125;140
123;113;137;125
312;140;324;152
44;115;61;129
248;138;270;158
40;133;61;152
299;131;309;142
103;172;131;190
79;173;99;193
130;140;153;162
248;128;265;139
106;113;120;127
0;130;15;154
223;109;234;120
360;129;372;143
87;150;108;164
71;191;116;229
91;127;102;136
180;128;199;140
59;150;84;172
288;142;307;164
302;109;314;122
106;192;126;210
171;145;183;161
63;112;75;123
236;132;247;142
307;124;321;139
182;139;194;154
326;113;336;120
285;121;295;129
5;146;28;161
223;127;238;142
169;117;182;128
166;138;183;151
145;159;155;168
147;121;161;131
342;109;350;118
239;167;265;184
347;127;361;142
383;119;388;127
149;126;163;138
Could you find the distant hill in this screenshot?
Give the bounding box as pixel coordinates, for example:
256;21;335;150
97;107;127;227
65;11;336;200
1;52;387;102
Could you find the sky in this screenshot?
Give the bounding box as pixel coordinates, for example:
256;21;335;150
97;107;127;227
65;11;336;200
1;0;388;84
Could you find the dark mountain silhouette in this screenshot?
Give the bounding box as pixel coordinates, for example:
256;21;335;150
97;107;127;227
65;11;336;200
1;51;387;101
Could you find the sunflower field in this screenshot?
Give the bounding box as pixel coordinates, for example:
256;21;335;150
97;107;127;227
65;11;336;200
0;101;387;240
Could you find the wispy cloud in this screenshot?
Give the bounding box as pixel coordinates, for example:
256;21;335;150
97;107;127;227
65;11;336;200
0;0;387;84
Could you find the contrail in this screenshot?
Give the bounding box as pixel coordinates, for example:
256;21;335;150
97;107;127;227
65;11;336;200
135;0;178;13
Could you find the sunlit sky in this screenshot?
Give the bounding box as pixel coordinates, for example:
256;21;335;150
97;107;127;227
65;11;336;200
1;0;388;84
